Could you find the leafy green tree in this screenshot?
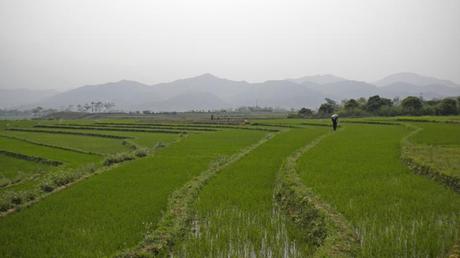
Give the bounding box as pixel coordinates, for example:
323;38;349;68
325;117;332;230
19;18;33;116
31;106;44;117
365;95;392;113
298;107;313;118
318;103;335;116
437;98;458;115
401;96;423;115
344;99;360;110
325;98;338;109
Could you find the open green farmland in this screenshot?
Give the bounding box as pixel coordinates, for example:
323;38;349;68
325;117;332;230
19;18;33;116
0;135;102;192
2;131;131;154
296;124;460;257
0;136;99;167
0;117;459;258
32;124;189;134
176;127;328;257
4;126;179;148
0;129;266;257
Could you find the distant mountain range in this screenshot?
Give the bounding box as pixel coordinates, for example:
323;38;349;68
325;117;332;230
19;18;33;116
1;72;459;111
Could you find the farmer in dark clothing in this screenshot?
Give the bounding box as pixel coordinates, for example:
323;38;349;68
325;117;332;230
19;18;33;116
331;114;339;131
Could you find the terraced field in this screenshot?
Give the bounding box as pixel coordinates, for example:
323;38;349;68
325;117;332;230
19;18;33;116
0;117;459;257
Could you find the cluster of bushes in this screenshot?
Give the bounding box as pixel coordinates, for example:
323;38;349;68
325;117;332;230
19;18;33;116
40;164;97;192
121;140;140;150
0;190;40;212
295;96;460;118
102;153;136;166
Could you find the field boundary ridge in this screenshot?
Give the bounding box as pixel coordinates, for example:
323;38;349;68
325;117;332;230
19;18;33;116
401;124;460;193
274;131;359;258
0;149;63;166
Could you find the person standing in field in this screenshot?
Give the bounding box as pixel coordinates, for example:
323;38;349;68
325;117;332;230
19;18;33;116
331;114;339;131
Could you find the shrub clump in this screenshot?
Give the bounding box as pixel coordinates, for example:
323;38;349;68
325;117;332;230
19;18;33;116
40;164;97;192
134;148;149;158
103;153;135;166
0;190;39;212
154;142;166;149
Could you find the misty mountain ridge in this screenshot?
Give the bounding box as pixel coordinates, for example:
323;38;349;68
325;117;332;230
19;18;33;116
288;74;347;84
375;72;460;88
1;72;459;111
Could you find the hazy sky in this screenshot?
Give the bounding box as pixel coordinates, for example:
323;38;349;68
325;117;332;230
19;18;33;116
1;0;459;90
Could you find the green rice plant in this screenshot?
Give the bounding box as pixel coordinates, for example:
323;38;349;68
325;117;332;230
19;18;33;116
6;127;131;139
0;150;62;166
120;133;276;257
34;124;187;134
177;208;306;258
1;131;128;154
296;124;460;257
4;127;178;149
67;123;219;132
0;136;100;168
0;129;266;257
0;133;102;155
175;128;327;257
0;155;52;187
410;123;460;145
97;122;279;132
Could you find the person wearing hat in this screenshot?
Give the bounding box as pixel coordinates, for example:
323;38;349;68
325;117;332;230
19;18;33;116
331;114;339;131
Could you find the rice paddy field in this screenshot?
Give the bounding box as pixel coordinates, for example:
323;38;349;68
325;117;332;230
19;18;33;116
0;116;459;257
